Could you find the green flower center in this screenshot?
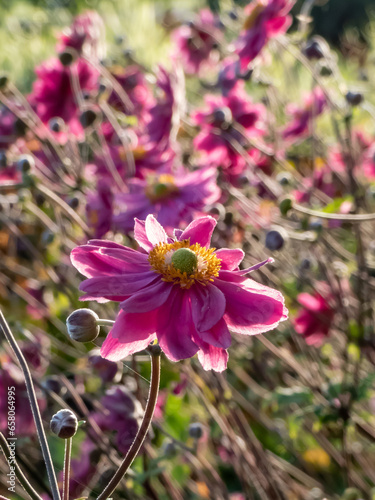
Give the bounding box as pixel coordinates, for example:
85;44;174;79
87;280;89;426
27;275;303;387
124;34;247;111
171;248;198;275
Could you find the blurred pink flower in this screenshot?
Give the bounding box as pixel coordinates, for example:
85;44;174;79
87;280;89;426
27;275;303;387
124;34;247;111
86;181;113;238
109;65;155;119
293;289;335;346
57;10;105;59
71;215;287;372
29;57;98;135
283;87;326;141
113;166;221;233
235;0;295;70
0;357;46;436
171;9;222;75
192;84;266;182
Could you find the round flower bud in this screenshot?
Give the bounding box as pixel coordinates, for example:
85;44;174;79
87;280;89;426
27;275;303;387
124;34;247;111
303;39;324;60
163;439;177;458
345;91;363;106
66;308;100;342
188;422;204;439
58;48;77;67
309;218;323;232
17;155;35;174
265;227;288;251
0;74;8;89
50;409;78;439
276;171;292;186
79;108;99;128
279;197;293;216
211;107;233;128
49;117;65;133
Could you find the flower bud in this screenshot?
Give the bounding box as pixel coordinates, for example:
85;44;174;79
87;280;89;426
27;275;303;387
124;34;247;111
163;439;177;457
188;422;204;439
79;108;100;128
303;39;324;60
66;308;100;342
58;48;77;67
49;117;65;133
17;155;35;174
265;227;288;251
345;91;363;106
50;409;78;439
0;74;8;89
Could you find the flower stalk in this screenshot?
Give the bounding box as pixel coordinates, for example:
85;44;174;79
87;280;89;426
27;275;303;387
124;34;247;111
96;346;161;500
62;438;72;500
0;432;42;500
0;310;61;500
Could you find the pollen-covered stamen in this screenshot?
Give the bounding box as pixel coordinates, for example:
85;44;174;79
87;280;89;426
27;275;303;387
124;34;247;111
148;239;221;289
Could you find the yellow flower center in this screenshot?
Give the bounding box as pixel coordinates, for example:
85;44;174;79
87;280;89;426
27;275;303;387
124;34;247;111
148;239;221;289
145;174;179;202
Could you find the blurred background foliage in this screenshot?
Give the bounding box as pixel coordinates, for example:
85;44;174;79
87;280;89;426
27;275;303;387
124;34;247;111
1;0;375;92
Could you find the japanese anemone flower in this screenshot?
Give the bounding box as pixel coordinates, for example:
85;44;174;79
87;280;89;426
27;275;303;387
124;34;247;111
71;215;287;372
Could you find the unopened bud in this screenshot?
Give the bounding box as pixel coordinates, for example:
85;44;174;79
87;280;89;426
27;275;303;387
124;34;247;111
79;108;99;128
66;308;100;342
59;48;77;67
188;422;204;439
17;155;34;174
50;409;78;439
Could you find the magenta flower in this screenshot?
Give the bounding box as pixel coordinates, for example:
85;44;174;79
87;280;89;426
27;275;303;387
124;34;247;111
235;0;295;71
0;357;46;436
28;57;98;135
86;181;113;238
293;289;335;346
57;10;105;59
113;166;221;233
0;106;16;149
192;84;266;181
108;65;155;118
71;215;287;372
283;87;326;141
171;9;222;75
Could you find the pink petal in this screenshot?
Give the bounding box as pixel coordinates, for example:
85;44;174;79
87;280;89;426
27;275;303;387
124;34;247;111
71;245;148;278
197;343;228;372
194;317;232;349
111;308;159;342
101;331;156;361
214;277;288;335
297;293;325;312
215;248;244;270
234;257;274;276
145;214;168;247
156;289;199;362
134;218;154;252
179;216;216;247
121;279;172;313
79;272;157;299
188;283;226;332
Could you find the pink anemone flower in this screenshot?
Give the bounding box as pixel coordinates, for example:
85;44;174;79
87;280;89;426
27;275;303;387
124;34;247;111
293;290;335;346
283;87;326;142
28;57;98;135
171;9;222;75
113;166;221;233
235;0;295;71
71;215;288;372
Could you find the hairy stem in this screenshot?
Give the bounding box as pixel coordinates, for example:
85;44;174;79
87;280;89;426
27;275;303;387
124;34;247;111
0;432;42;500
62;438;72;500
96;347;161;500
0;310;61;500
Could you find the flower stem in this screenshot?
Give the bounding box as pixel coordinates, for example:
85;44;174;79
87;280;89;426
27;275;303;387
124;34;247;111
96;347;161;500
0;432;42;500
292;201;375;222
0;310;61;500
62;438;72;500
96;319;115;327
